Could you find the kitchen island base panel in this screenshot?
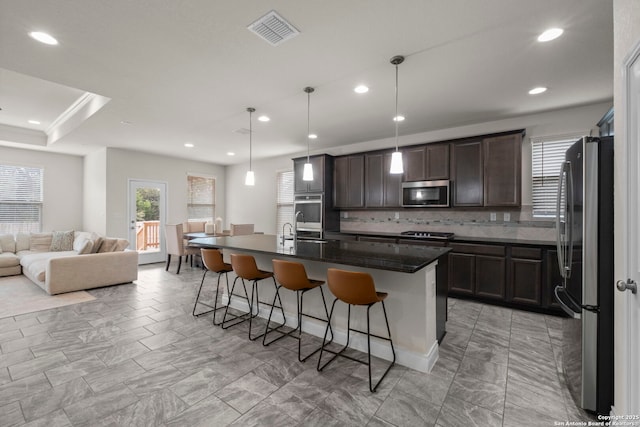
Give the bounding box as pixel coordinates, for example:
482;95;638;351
220;250;440;373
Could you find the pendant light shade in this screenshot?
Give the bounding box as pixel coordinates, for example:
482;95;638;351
245;107;255;186
390;55;405;174
303;86;315;182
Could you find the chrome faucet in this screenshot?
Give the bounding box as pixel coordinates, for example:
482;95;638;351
294;211;304;240
282;222;293;245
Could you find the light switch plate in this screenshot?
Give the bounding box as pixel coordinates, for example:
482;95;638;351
490;212;497;221
504;212;511;222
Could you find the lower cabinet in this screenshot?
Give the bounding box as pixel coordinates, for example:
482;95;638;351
507;246;542;306
448;242;561;314
448;244;506;300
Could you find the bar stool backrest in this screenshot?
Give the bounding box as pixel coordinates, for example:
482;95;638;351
201;249;229;273
327;268;379;305
230;254;261;280
272;259;311;291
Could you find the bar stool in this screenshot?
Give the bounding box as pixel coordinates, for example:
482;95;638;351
317;268;396;392
264;259;334;362
192;249;233;324
222;254;285;341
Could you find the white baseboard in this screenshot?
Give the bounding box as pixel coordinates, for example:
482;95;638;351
222;295;438;373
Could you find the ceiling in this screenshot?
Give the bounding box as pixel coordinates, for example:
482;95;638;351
0;0;613;165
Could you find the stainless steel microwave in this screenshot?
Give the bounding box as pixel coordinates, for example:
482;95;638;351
401;180;450;207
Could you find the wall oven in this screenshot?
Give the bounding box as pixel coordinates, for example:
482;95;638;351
402;180;450;207
293;194;323;239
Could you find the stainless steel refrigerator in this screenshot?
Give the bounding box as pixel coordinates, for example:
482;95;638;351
554;136;613;415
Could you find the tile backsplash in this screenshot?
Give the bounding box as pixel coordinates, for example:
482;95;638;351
339;206;556;241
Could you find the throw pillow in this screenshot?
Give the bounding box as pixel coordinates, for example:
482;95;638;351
97;237;118;253
15;233;30;252
114;239;130;251
50;230;75;252
91;237;104;253
73;237;93;254
30;233;53;252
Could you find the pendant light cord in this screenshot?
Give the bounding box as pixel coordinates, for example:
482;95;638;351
305;87;313;162
248;108;253;170
394;62;399;152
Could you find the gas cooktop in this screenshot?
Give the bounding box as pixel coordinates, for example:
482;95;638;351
400;230;455;240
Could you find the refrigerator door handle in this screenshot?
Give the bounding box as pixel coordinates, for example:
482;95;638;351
556;161;572;280
554;285;582;319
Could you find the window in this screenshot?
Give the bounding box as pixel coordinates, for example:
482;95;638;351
531;134;582;217
0;164;44;234
187;174;215;222
276;170;294;234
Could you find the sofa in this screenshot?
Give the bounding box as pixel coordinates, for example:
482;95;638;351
0;231;138;295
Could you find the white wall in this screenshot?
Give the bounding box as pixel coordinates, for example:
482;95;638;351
99;148;226;238
83;148;107;235
0;146;83;231
225;155;292;234
613;0;640;416
225;102;611;233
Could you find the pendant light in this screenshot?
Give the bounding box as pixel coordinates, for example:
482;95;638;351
245;107;256;186
389;55;405;174
302;86;315;181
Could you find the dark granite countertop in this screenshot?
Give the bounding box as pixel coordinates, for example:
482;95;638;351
188;234;450;274
331;230;555;247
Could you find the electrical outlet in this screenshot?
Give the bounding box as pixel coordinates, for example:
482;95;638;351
343;211;349;219
490;212;497;221
504;212;511;222
394;212;400;220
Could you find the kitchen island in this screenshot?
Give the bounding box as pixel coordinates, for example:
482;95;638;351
189;234;450;373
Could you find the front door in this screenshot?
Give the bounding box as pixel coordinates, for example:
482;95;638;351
128;180;166;264
620;41;640;416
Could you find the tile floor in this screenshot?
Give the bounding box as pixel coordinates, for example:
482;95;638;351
0;264;596;426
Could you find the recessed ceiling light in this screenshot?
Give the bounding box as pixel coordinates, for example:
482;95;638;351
28;119;41;125
29;31;58;45
393;115;405;122
537;28;564;42
528;87;547;95
184;143;194;148
227;152;235;156
308;134;318;139
354;85;369;94
258;115;270;122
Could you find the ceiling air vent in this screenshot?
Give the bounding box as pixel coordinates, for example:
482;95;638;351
248;10;300;46
234;128;251;135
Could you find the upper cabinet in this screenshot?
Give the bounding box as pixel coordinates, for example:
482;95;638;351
451;131;523;207
294;155;329;194
365;151;401;208
333;155;365;208
402;143;450;182
483;133;522;207
451;140;484;206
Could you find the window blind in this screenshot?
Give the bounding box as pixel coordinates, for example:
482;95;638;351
531;134;582;217
187;175;215;222
0;164;43;234
276;171;294;234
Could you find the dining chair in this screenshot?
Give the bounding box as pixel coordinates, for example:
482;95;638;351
165;223;200;274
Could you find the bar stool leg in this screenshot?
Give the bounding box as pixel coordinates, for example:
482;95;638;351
192;269;231;320
366;300;396;392
221;276;253;329
249;277;284;341
318;298;348;371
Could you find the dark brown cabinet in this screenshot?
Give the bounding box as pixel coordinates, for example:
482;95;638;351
483;134;522;206
294;155;326;193
509;247;542;306
451;140;484;206
425;143;450;180
365;152;401;208
334;155;365;208
448;243;506;300
403;143;449;182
